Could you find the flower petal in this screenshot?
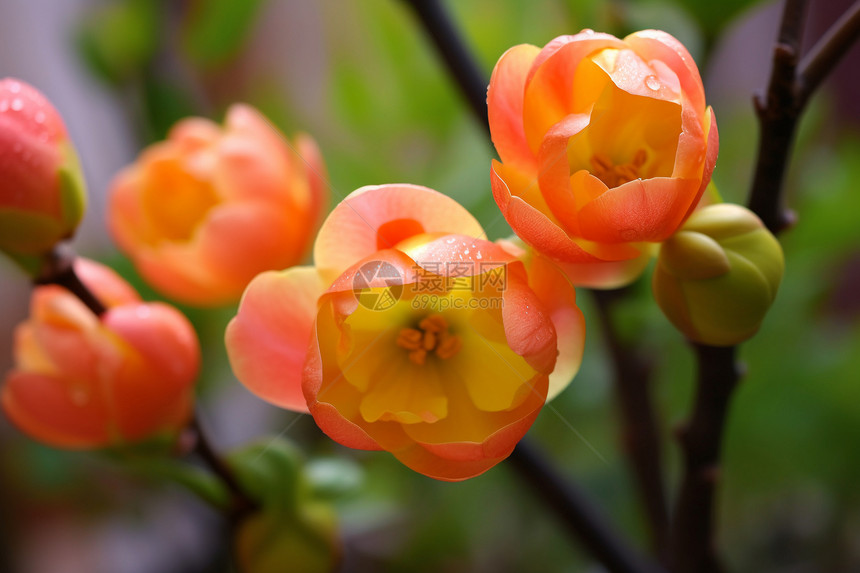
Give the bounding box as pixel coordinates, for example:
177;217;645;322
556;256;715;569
314;184;484;284
226;266;324;412
488;44;541;169
525;256;586;399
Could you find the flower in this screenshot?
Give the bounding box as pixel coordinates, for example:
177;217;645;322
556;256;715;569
0;78;86;264
652;203;784;346
226;184;585;481
1;258;200;448
108;104;327;306
488;30;719;287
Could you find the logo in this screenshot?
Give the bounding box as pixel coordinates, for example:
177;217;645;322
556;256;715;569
352;260;403;311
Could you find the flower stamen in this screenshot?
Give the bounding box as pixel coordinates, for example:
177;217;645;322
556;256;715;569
397;314;462;365
590;149;648;188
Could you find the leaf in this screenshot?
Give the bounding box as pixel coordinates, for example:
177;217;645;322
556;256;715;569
181;0;266;69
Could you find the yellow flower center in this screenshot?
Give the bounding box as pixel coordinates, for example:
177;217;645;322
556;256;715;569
590;149;648;188
395;313;463;365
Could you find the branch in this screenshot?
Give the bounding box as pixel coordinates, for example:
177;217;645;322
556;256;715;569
747;0;809;233
401;0;491;137
593;289;669;562
797;0;860;107
190;413;258;521
670;345;741;573
35;247;107;316
509;439;664;573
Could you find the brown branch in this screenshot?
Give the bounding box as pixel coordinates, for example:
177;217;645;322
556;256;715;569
34;247;107;316
797;0;860;107
190;413;258;521
670;1;860;571
593;289;669;562
670;345;741;573
509;439;664;573
747;0;809;233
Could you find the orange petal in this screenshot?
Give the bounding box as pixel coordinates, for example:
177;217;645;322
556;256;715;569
522;32;626;153
1;370;112;448
578;177;699;243
103;302;200;391
195;202;311;299
488;44;541;169
225;266;324;413
624;30;706;115
525;256;586;399
491;161;602;263
554;250;653;289
74;258;141;308
534;114;594;235
314;184;484;284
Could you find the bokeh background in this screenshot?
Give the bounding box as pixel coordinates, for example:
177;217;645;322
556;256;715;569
1;0;859;571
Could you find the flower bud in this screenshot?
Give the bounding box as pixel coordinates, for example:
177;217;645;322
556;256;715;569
1;258;199;448
0;79;86;263
652;203;784;346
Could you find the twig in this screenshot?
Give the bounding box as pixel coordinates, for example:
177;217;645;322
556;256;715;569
35;247;107;316
593;289;669;561
191;413;258;521
671;1;860;571
747;0;808;232
401;0;491;137
797;0;860;107
670;345;741;573
509;439;664;573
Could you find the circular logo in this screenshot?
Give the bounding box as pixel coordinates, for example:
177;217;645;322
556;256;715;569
352;260;403;311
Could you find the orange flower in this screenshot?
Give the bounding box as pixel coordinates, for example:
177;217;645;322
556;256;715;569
0;78;86;262
108;104;327;306
1;259;200;448
226;185;585;481
488;30;719;287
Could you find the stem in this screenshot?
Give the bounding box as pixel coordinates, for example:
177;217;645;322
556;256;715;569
593;289;669;562
670;345;741;573
35;247;107;316
401;0;491;137
191;414;258;521
747;0;809;233
509;439;664;573
797;0;860;107
673;2;860;571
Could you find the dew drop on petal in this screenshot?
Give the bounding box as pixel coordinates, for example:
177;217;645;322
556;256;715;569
11;99;23;111
34;111;45;124
645;75;661;91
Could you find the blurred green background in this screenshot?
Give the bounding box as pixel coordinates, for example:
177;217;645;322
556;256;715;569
1;0;859;571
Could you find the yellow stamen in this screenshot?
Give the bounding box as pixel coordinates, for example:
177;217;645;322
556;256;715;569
590;149;648;188
398;313;462;365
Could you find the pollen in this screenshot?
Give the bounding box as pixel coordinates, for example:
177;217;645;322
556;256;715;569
590;149;647;188
396;313;463;365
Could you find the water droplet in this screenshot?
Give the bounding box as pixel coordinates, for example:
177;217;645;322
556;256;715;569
476;252;483;260
464;249;470;255
581;28;595;34
0;100;8;113
644;75;661;91
11;99;23;111
446;237;456;244
9;82;20;93
34;111;45;123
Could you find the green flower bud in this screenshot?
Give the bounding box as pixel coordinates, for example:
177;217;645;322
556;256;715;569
652;203;784;346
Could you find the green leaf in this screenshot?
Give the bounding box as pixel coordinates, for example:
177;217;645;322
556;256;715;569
181;0;266;69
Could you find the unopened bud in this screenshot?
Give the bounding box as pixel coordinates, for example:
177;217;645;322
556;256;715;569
653;204;784;346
